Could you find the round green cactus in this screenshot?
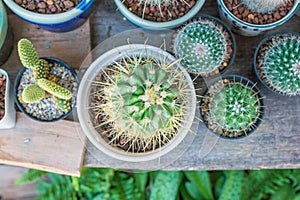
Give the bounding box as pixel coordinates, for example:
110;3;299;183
241;0;287;13
54;97;72;112
18;39;39;69
34;59;50;80
257;33;300;96
174;18;228;75
36;78;72;100
210;80;260;132
21;84;45;103
93;56;192;152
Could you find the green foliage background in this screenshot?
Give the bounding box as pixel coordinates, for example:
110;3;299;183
16;168;300;200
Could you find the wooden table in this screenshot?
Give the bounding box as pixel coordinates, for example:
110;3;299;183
1;0;300;173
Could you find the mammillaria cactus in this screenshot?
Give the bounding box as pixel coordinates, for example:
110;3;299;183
18;39;39;69
36;78;72;100
173;16;233;77
241;0;288;13
21;84;45;103
201;76;264;138
255;33;300;96
34;59;50;80
91;55;192;152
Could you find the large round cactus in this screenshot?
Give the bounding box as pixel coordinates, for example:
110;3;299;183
92;57;192;152
241;0;288;13
174;17;229;76
256;33;300;96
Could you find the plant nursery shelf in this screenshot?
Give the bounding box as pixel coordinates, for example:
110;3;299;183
1;0;300;173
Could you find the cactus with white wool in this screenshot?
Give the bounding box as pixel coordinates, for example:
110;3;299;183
241;0;289;13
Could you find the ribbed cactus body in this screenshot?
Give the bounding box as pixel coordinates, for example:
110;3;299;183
34;59;50;80
104;61;181;137
18;39;39;69
211;82;260;132
241;0;288;13
174;19;227;75
22;84;45;103
258;34;300;96
37;78;72;100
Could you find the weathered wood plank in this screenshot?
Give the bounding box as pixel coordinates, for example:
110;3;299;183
84;0;300;170
0;112;86;176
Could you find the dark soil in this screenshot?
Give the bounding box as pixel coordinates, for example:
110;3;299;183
14;0;82;14
124;0;197;22
0;74;6;120
223;0;294;25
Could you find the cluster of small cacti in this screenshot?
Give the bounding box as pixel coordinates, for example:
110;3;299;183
17;39;72;112
202;77;263;138
241;0;288;13
174;18;228;76
92;56;191;152
257;33;300;96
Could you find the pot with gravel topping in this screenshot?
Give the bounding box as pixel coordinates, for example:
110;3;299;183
217;0;300;36
0;69;16;129
14;39;78;122
3;0;94;32
114;0;206;30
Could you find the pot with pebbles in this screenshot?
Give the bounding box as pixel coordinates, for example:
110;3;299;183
0;69;16;129
0;0;13;66
3;0;94;32
77;44;196;162
217;0;300;36
254;32;300;97
114;0;206;30
14;39;78;122
173;15;236;78
200;75;264;139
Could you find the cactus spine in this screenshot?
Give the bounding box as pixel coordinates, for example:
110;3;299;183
241;0;288;13
92;56;192;152
174;18;228;76
257;33;300;96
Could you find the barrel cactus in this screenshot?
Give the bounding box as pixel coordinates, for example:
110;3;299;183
201;76;264;138
91;56;192;152
173;17;232;77
241;0;288;13
256;33;300;96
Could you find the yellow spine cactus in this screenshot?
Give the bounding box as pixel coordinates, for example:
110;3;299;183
21;84;46;103
36;78;72;100
17;39;39;69
34;59;51;80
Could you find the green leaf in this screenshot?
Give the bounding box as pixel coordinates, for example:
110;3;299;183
150;171;182;200
179;182;195;200
15;169;47;185
185;182;205;200
184;171;214;200
270;184;296;200
134;171;148;199
219;170;244;200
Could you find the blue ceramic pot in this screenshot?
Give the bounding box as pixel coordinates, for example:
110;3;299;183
14;57;78;122
114;0;206;30
3;0;94;32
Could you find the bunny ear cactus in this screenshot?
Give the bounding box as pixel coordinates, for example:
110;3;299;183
256;33;300;96
174;17;230;76
241;0;288;13
36;78;72;100
94;56;192;152
21;84;45;103
18;39;39;69
34;59;51;80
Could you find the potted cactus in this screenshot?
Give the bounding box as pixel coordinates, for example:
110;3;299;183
114;0;206;30
77;44;196;162
0;69;16;129
254;32;300;96
173;15;236;78
217;0;300;36
200;75;264;139
14;39;78;122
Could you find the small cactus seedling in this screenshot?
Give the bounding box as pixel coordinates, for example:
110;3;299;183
22;84;45;103
256;33;300;96
37;78;72;100
201;76;264;138
18;39;39;69
174;17;232;77
241;0;288;13
90;55;193;152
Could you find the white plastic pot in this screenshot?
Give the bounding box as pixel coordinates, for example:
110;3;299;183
114;0;206;30
0;69;16;129
77;44;196;162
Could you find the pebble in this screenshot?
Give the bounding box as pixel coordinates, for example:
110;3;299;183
0;75;6;120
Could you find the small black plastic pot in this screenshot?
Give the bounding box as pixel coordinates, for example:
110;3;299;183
254;31;300;96
200;75;264;140
173;14;236;79
14;57;78;122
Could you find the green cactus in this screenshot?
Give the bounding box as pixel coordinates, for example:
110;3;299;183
36;78;72;100
257;33;300;96
174;18;228;76
92;56;192;152
34;59;50;80
54;97;72;112
241;0;288;13
21;84;45;103
18;39;39;69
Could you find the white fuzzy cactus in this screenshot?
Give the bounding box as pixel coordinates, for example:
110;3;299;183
241;0;288;13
